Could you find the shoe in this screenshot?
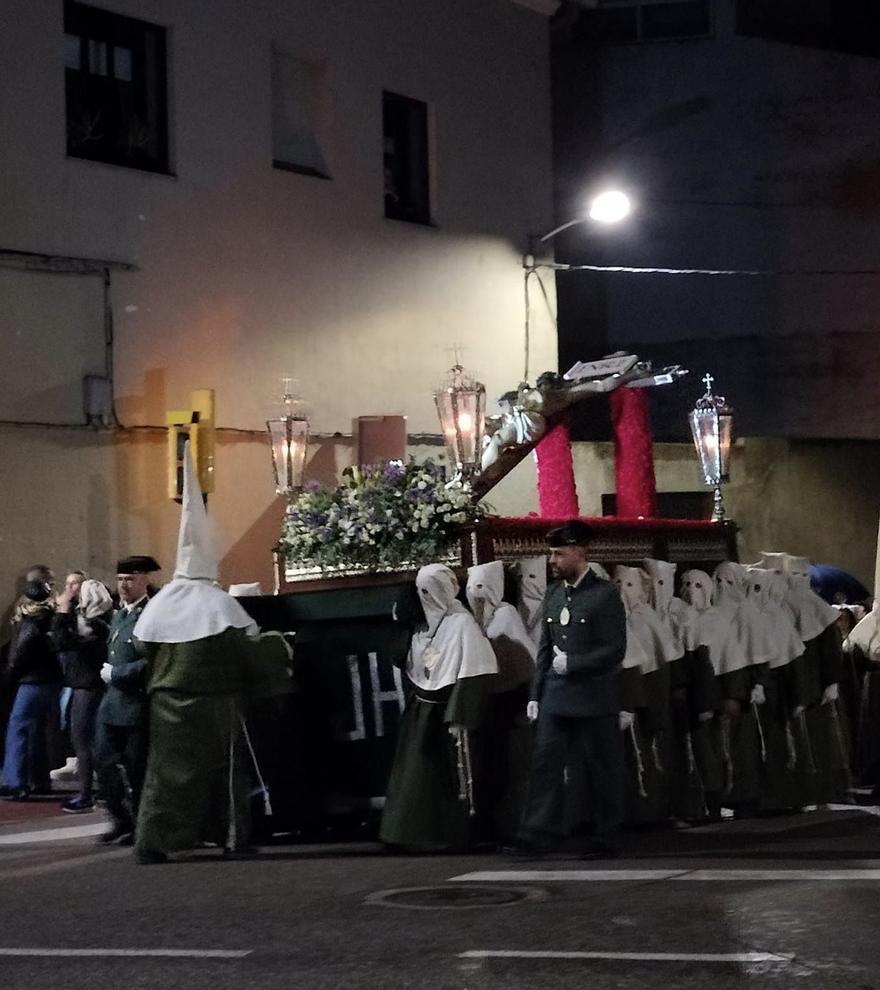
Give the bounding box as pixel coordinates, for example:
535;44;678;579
223;845;259;860
97;821;134;845
136;850;168;865
500;839;554;860
578;843;622;861
2;787;30;802
49;757;79;782
62;796;95;815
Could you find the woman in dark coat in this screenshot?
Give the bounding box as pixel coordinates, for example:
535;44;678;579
51;579;113;812
0;571;61;800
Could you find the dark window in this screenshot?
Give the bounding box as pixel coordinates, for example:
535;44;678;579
641;2;711;40
382;91;431;225
575;1;711;44
737;0;880;58
64;1;169;173
271;49;331;179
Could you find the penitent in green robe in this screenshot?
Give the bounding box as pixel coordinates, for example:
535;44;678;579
135;628;291;857
379;673;492;851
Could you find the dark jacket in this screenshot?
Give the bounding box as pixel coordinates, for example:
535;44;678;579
96;601;148;726
8;609;61;685
531;572;626;718
51;611;110;690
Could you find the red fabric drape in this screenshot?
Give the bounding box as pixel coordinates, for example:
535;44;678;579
534;416;580;518
610;388;657;518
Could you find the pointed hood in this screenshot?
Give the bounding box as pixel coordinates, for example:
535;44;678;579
514;556;547;646
134;442;258;644
466;561;505;630
783;553;839;641
174;441;217;580
847;517;880;659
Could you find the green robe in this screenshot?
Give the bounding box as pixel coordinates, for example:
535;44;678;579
379;673;492;851
135;628;290;857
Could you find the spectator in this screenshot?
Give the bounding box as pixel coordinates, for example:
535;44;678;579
0;566;61;801
52;578;113;813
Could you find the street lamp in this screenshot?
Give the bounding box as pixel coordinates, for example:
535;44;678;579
434;363;486;481
688;372;733;522
532;188;633;246
266;377;310;497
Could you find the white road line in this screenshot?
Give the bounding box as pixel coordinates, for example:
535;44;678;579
0;823;105;845
0;948;250;959
452;870;689;882
451;868;880;882
459;950;792;963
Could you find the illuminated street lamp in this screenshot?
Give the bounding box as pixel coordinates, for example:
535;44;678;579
689;372;733;522
434;363;486;481
266;377;310;497
534;188;633;244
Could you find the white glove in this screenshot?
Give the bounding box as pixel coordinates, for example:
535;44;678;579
698;710;714;723
792;704;805;718
618;710;634;732
526;701;539;722
822;683;839;705
100;662;113;686
447;723;465;738
750;684;766;706
551;645;568;675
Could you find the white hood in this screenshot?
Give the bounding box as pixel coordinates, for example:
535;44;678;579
134;442;258;644
613;564;680;672
514;556;546;647
407;564;498;691
783;554;839;642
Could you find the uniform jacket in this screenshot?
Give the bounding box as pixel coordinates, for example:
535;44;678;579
531;572;626;717
97;600;148;726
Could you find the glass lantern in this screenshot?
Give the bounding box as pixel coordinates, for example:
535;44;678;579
266;378;310;497
688;373;733;521
434;363;486;481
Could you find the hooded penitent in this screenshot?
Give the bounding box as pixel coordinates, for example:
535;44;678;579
844;518;880;659
612;564;677;672
466;561;535;692
514;556;547;648
407;564;497;692
679;565;744;676
783;554;840;643
134;442;258;644
746;567;804;669
642;558;686;658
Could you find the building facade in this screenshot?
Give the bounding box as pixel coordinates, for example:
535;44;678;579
0;0;560;610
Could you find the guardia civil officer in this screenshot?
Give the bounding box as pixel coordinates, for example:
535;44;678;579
94;555;160;844
508;521;626;858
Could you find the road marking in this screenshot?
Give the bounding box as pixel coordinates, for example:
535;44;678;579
0;948;250;959
451;868;880;882
0;823;105;845
459;950;792;963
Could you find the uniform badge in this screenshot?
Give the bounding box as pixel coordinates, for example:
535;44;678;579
559;606;571;626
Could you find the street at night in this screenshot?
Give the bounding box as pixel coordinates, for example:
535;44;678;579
3;806;880;989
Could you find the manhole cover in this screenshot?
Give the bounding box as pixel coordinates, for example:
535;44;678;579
365;884;544;910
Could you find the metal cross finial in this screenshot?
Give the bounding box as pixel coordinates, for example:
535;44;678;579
702;372;714;394
445;343;467;368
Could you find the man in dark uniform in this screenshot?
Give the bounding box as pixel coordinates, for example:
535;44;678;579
94;555;160;844
508;521;626;858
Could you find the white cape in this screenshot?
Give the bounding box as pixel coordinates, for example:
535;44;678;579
134;578;259;644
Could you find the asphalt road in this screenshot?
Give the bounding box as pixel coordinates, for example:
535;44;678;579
2;808;880;989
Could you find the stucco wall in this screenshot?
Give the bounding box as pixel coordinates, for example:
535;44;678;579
0;0;558;626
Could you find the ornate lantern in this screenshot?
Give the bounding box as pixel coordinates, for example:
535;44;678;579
689;373;733;522
434;363;486;480
266;378;310;497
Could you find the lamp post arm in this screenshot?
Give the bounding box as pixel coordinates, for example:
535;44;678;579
535;216;586;244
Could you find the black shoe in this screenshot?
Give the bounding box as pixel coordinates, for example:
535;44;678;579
136;850;168;865
62;796;95;815
97;821;134;845
501;840;554;860
2;787;30;802
578;843;622;861
223;845;258;860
